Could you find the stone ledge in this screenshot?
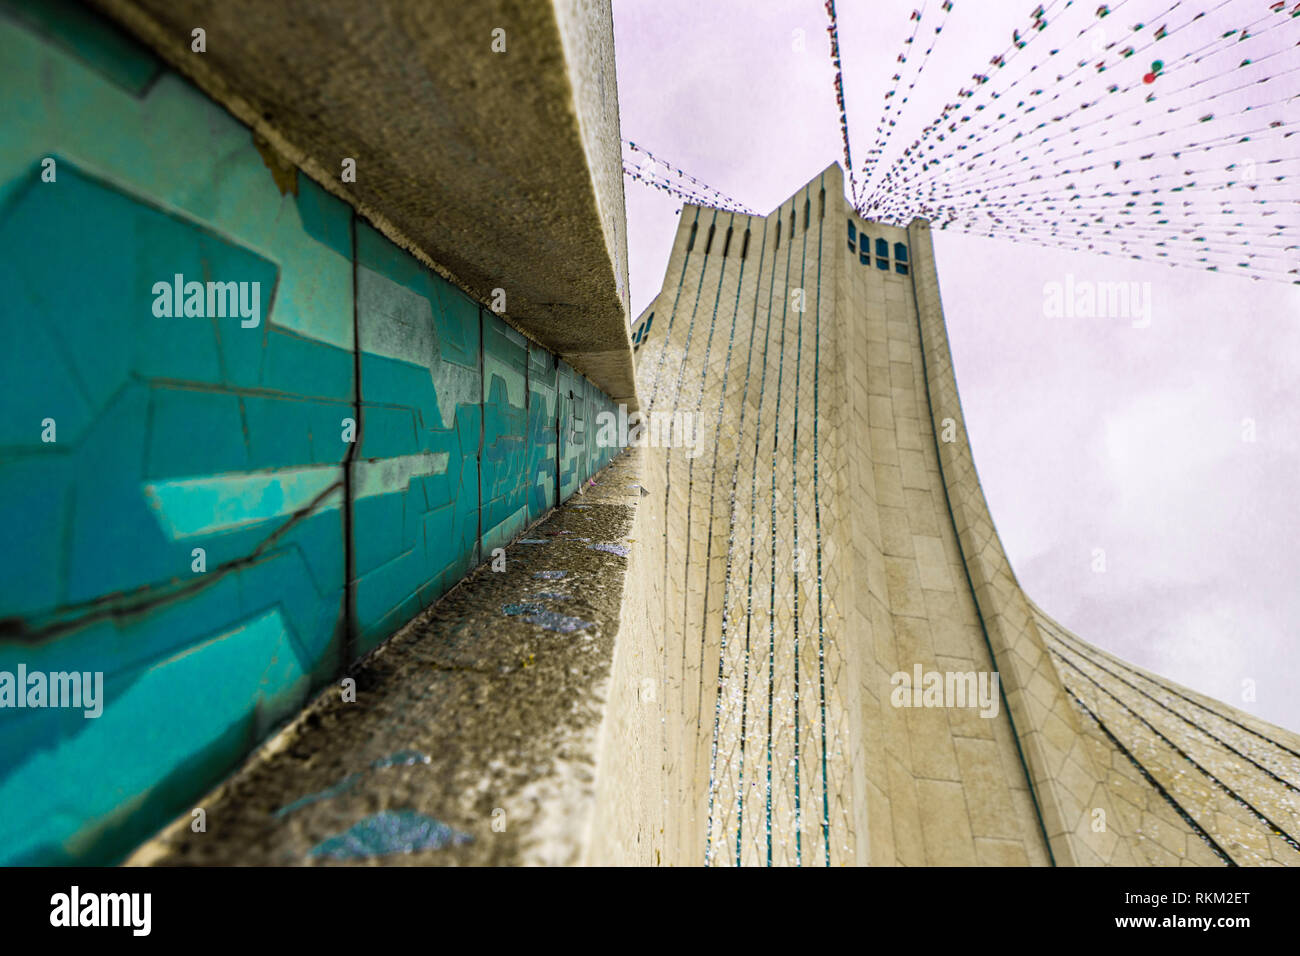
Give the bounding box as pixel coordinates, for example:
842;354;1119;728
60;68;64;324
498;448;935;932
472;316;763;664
128;450;650;866
86;0;637;404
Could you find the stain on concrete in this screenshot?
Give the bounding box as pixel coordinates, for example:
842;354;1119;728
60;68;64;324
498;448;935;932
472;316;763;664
272;750;434;818
502;602;547;617
308;810;472;860
370;750;433;770
273;774;363;819
524;611;594;635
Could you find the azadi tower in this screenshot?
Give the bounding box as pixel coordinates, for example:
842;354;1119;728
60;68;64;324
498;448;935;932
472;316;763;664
3;0;1298;867
625;164;1300;867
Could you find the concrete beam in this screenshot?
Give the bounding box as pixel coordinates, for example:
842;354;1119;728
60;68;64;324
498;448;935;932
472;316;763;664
87;0;637;406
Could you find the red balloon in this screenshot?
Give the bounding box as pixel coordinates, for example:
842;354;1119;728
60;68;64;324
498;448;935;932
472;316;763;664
1143;72;1157;84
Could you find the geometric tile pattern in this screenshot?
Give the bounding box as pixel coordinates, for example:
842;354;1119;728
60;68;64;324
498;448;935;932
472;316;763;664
1038;607;1300;866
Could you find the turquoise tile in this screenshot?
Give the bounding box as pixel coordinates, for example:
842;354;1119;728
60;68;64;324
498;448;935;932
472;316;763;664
0;0;161;96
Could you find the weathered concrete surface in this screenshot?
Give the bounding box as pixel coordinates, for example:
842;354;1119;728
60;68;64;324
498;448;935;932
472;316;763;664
128;451;656;866
629;164;1300;866
1035;606;1300;867
86;0;637;406
584;460;665;865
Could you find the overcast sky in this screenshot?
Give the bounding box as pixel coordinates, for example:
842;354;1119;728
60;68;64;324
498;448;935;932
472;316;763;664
612;0;1300;733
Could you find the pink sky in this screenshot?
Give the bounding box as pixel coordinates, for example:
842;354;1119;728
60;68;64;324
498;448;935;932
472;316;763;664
613;0;1300;732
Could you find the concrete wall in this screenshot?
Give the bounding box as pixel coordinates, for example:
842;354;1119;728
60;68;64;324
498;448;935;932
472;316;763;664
632;186;872;865
0;0;619;864
624;174;1054;864
628;163;1300;866
1033;606;1300;866
827;178;1052;866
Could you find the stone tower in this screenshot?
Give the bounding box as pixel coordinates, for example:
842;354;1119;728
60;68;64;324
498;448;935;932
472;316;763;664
627;163;1300;866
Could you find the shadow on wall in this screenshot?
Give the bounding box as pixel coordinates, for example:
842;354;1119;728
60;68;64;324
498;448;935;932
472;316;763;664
0;0;619;864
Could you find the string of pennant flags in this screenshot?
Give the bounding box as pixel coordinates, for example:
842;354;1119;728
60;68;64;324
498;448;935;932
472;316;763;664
864;0;1079;209
857;1;956;201
621;0;1300;283
880;3;1294;202
867;1;1247;174
825;0;861;205
862;0;1300;283
887;107;1300;215
622;140;756;215
945;164;1296;214
859;2;962;196
893;118;1300;230
865;0;1156;205
622;160;751;215
879;115;1300;239
948;219;1298;281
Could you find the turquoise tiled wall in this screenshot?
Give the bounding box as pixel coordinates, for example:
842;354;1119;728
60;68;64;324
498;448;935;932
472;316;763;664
481;315;530;556
526;343;559;524
0;0;621;864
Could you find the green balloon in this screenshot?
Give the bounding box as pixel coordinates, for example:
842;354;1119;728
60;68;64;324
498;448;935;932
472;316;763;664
1152;59;1164;72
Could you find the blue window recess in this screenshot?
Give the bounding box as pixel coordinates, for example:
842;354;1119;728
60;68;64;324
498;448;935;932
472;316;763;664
847;219;856;253
876;237;890;271
633;312;654;351
894;242;910;275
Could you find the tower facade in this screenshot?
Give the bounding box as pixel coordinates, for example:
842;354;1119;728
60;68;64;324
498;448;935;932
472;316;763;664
628;164;1300;866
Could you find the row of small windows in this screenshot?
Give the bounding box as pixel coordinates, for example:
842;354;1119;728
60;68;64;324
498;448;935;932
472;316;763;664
848;221;910;275
684;188;830;257
775;188;827;250
631;311;654;350
689;221;748;258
